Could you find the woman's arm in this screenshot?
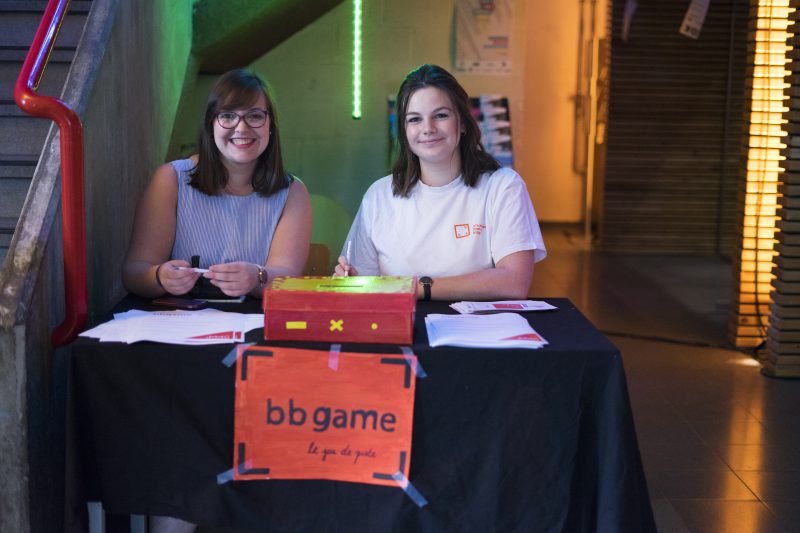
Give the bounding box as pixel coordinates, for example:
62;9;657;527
337;249;533;298
122;163;200;297
206;179;312;297
266;179;312;278
415;250;535;301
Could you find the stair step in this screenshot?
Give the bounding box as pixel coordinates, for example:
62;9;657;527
0;1;92;14
0;177;31;218
0;155;37;179
0;102;50;117
0;7;88;49
0;215;14;264
0;0;92;265
0;61;70;101
0;46;76;63
0;116;51;156
0;99;73;115
0;102;26;116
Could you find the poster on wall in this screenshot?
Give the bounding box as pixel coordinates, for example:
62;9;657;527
454;0;512;76
472;95;513;166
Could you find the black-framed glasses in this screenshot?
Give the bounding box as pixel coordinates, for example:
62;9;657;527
215;109;269;129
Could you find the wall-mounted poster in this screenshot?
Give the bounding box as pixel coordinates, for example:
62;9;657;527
473;94;513;167
455;0;512;76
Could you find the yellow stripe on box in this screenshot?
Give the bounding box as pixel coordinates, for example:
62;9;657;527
285;321;307;330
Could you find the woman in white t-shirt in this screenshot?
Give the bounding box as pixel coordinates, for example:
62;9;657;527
335;64;546;301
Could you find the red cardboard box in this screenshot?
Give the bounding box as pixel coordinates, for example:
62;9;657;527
263;276;417;344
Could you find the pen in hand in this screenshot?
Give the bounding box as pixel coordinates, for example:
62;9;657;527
175;267;210;273
344;240;352;277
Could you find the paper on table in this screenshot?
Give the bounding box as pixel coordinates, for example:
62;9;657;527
79;308;263;345
449;300;556;314
425;313;548;349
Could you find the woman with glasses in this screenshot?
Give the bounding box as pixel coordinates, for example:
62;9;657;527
122;68;311;299
334;64;545;301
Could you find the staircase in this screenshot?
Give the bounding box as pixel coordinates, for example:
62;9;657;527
0;0;91;264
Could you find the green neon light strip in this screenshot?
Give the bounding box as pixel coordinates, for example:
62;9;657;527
352;0;362;119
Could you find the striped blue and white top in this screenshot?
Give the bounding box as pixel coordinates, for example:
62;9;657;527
170;158;291;268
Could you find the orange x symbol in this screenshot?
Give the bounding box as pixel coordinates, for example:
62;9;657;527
329;319;344;332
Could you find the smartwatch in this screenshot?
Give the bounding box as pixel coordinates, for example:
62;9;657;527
419;276;433;301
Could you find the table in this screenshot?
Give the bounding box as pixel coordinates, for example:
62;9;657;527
65;297;656;532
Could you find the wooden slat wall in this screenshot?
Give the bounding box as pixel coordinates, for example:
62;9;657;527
599;0;749;255
764;0;800;375
729;0;788;349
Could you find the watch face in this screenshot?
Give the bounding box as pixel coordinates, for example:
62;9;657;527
420;276;432;285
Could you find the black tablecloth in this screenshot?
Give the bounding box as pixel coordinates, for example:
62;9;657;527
65;297;655;532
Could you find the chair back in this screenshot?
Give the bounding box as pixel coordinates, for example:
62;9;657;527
303;243;331;276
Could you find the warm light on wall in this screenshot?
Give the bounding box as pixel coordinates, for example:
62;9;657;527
730;0;792;347
352;0;363;119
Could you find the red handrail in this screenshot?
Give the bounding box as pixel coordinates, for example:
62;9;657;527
13;0;87;347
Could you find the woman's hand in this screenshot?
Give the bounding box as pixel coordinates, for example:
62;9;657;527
333;256;359;277
205;262;260;297
157;260;201;295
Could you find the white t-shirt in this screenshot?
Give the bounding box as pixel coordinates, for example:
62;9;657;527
343;167;546;277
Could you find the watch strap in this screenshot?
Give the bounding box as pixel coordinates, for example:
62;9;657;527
419;276;432;301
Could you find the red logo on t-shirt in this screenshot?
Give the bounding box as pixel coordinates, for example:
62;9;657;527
454;224;471;238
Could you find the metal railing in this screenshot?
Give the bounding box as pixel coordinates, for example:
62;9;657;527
14;0;87;347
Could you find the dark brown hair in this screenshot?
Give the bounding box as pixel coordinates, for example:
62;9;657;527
190;68;289;196
391;64;499;197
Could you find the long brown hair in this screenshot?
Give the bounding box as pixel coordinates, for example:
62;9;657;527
391;64;499;197
190;68;290;196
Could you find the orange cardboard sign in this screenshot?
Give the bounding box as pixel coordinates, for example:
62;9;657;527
232;346;417;487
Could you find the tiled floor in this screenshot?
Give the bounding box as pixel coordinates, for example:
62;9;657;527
192;223;800;533
531;223;800;533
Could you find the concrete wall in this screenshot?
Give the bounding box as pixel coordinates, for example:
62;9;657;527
84;0;195;320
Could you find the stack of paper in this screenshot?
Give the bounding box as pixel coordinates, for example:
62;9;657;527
425;313;548;349
79;308;263;345
449;300;557;314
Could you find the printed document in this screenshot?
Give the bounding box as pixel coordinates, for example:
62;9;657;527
450;300;556;314
79;308;263;345
425;313;548;349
